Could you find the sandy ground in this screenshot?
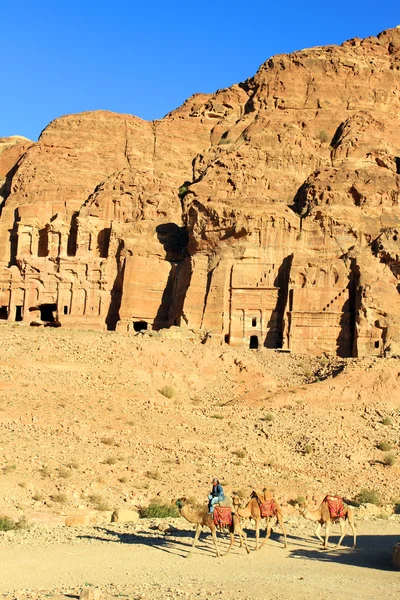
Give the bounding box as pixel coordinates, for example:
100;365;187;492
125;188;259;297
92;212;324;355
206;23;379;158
0;518;399;599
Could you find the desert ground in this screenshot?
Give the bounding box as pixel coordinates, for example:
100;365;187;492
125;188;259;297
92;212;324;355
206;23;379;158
0;324;399;598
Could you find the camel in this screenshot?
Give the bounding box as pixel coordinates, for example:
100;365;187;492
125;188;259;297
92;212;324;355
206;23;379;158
176;498;250;558
233;489;287;550
298;496;356;549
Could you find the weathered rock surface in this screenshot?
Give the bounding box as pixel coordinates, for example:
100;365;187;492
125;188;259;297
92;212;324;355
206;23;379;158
0;28;400;356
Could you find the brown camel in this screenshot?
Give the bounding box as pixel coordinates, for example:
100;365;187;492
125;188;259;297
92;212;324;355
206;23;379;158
233;489;288;549
176;498;250;558
298;496;356;549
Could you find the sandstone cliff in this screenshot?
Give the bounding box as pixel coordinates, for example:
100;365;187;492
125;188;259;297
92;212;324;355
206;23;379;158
0;27;400;356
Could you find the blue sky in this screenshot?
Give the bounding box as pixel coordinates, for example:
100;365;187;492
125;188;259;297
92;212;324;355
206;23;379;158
2;1;399;141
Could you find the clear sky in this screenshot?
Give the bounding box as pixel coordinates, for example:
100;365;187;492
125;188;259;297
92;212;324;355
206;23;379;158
2;0;399;141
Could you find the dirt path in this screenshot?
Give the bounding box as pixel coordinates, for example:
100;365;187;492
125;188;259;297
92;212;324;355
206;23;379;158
0;519;399;599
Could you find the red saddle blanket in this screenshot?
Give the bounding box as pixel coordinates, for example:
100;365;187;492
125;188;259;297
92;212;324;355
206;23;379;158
213;506;233;528
260;498;277;518
324;495;346;519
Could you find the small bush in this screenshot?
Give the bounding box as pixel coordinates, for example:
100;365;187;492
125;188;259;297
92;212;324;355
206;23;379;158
318;130;329;143
262;413;275;422
51;493;68;504
140;501;179;518
32;493;44;502
304;444;313;454
58;467;72;479
15;516;29;530
159;386;175;399
146;470;161;481
382;417;392;426
3;464;16;474
66;461;79;470
232;449;246;459
103;456;117;466
0;516;15;531
355;488;381;505
101;437;115;446
118;476;128;484
377;441;392;451
210;414;224;420
383;453;396;467
18;481;27;488
289;496;306;507
38;466;51;478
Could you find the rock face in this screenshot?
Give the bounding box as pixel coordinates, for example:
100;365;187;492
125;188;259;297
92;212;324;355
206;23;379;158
0;28;400;356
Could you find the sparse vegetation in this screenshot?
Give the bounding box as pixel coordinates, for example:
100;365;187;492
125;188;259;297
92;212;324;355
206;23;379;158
318;129;329;143
2;464;16;474
383;453;396;467
38;466;51;478
51;493;68;504
261;413;275;422
57;466;72;479
232;449;246;459
210;413;224;420
382;417;392;426
159;386;175;399
304;444;313;454
355;488;381;506
0;516;15;531
139;500;179;518
146;470;161;480
101;437;116;446
377;441;392;451
103;456;117;465
289;496;306;506
32;492;44;502
88;493;111;511
118;476;128;484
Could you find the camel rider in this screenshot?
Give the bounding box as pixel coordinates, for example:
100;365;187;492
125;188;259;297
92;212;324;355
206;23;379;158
208;477;225;513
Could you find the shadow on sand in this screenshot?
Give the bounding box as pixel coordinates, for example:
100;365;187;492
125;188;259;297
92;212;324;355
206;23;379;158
288;533;399;572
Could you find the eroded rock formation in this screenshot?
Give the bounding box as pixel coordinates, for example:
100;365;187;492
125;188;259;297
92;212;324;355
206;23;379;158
1;27;400;356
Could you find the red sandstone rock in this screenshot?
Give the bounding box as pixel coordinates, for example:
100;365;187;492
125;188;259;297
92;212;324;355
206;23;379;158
0;28;399;356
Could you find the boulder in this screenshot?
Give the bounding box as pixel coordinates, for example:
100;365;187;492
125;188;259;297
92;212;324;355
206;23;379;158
111;508;140;523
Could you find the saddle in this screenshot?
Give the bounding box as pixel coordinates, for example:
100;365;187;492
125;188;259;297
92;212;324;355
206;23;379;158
259;498;277;518
213;506;233;529
324;495;346;519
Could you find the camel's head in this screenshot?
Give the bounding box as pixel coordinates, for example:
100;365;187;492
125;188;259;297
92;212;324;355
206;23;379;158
175;497;186;510
232;494;242;508
250;490;262;502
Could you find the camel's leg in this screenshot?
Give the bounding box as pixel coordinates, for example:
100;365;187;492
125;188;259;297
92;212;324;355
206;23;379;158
336;519;346;548
222;532;235;556
238;527;250;554
347;514;357;548
261;517;272;547
324;521;330;549
277;513;288;548
210;525;221;558
255;518;261;550
314;522;324;545
187;524;203;557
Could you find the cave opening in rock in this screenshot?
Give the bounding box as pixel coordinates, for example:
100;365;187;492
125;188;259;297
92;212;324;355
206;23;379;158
249;335;259;349
0;306;8;320
15;306;23;321
133;320;148;332
40;304;57;322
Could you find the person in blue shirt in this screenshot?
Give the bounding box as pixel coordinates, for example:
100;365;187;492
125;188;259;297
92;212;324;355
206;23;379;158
208;477;225;513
